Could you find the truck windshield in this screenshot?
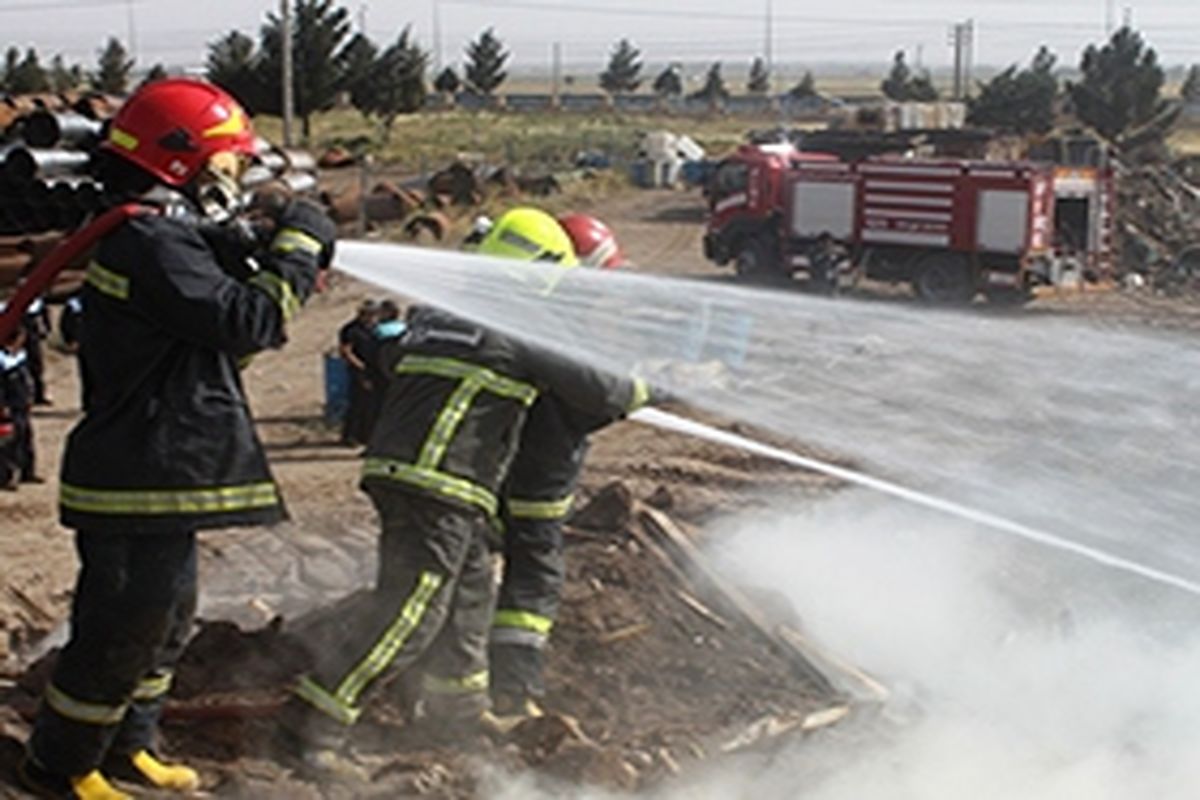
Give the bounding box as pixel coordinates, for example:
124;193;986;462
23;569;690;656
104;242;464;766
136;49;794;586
709;161;749;202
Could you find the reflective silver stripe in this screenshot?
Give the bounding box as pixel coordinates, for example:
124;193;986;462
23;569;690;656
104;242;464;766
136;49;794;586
421;670;489;696
506;495;574;521
248;271;300;320
362;459;498;517
489;627;549;648
131;671;173;701
294;675;359;725
334;571;444;707
60;482;279;516
272;227;323;256
45;684;128;725
85;261;130;300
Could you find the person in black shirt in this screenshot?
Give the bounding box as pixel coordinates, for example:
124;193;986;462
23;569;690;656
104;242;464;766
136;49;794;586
338;299;380;446
59;292;90;408
0;326;38;487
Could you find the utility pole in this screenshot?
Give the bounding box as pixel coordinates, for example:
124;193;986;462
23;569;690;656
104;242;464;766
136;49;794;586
432;0;443;73
764;0;774;91
1105;0;1115;34
358;3;368;35
948;20;974;101
1122;6;1133;28
551;42;562;103
281;0;295;147
125;0;138;64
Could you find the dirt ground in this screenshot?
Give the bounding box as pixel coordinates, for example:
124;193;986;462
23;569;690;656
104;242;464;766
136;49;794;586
1;185;1197;797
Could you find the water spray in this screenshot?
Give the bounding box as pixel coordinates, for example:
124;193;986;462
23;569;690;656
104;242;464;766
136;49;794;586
633;407;1200;598
332;239;1200;600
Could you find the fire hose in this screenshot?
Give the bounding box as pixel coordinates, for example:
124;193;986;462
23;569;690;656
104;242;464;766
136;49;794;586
0;203;148;343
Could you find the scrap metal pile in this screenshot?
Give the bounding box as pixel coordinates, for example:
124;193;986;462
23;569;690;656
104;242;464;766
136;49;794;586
1114;155;1200;291
0;92;322;299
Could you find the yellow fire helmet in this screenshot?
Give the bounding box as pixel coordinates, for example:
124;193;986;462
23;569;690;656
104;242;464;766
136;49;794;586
477;207;580;267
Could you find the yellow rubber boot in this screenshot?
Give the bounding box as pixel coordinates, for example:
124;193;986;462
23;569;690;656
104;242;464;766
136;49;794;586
128;750;200;792
69;770;133;800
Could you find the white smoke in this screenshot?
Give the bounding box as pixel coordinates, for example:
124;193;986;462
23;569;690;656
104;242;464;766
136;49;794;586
328;241;1200;798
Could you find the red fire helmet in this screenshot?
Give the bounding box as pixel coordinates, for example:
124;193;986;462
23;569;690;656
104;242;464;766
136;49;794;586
102;78;256;187
557;213;626;269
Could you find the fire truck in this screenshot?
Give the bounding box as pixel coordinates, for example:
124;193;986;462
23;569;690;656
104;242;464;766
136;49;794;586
702;143;1113;303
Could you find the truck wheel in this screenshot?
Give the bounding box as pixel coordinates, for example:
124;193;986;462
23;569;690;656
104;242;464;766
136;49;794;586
913;253;975;304
983;287;1033;306
734;238;782;284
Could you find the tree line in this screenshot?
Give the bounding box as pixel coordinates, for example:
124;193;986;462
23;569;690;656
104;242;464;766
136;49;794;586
5;0;1198;148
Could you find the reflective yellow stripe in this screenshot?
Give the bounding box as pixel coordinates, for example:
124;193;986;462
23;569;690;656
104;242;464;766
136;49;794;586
492;609;554;635
422;670;489;696
294;675;359;725
395;356;539;405
271;227;323;256
108;127;139;151
248;270;300;320
85;261;130;301
60;482;279;516
131;671;173;701
334;571;443;707
45;684;128;725
506;495;574;521
628;377;651;413
362;459;498;517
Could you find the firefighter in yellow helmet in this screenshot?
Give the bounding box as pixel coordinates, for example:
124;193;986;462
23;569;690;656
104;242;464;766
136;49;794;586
490;213;649;718
280;208;647;770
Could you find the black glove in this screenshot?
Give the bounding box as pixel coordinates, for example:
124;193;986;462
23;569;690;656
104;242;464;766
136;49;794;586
276;198;338;269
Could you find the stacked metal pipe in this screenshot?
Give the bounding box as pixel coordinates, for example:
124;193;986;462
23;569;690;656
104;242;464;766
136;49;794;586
1;108;320;296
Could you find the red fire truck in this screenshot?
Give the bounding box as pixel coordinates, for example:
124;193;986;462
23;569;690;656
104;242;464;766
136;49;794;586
703;143;1112;303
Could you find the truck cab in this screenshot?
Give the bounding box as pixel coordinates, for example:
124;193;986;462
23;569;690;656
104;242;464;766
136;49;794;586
703;144;833;279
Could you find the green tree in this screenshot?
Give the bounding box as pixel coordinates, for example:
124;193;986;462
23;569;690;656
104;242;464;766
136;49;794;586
907;71;938;101
653;64;683;97
338;31;379;115
689;62;729;103
206;31;263;111
1178;64;1199;103
881;50;912;100
141;64;169;85
747;57;770;94
94;37;135;94
48;54;82;92
5;48;50;93
2;48;18;92
257;0;353;139
353;28;428;141
464;28;508;95
788;70;817;99
967;46;1059;134
1068;26;1164;140
434;66;460;94
599;38;642;94
881;50;938;101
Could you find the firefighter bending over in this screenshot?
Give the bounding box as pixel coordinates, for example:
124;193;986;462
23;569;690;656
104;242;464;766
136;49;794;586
490;213;644;717
281;208;649;772
19;79;336;800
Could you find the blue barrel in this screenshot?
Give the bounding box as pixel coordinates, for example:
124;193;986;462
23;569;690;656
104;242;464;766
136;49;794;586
323;352;350;424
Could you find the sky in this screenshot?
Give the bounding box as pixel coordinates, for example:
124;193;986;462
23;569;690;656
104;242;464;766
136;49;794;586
0;0;1196;78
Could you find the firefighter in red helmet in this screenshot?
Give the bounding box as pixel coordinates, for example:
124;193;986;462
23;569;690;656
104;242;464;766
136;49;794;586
19;78;336;799
490;214;648;718
557;213;627;269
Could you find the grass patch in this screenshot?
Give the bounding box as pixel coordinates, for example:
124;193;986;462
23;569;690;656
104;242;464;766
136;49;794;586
255;108;790;172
